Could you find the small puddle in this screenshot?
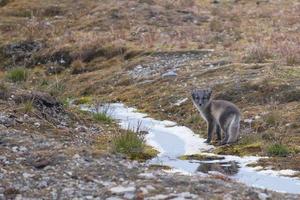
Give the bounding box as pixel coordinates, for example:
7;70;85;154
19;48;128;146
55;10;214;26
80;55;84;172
81;103;300;194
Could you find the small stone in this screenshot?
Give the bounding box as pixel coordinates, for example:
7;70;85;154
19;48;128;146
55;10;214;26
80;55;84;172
73;154;80;159
34;122;40;127
106;197;123;200
32;158;51;169
12;146;18;152
255;115;261;119
162;71;177;78
23;172;33;178
47;66;65;75
37;181;48;189
19;146;28;152
110;186;136;194
258;192;270;200
123;192;135;199
75;126;88;132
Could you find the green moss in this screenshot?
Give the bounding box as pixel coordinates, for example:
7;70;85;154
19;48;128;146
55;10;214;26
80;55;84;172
267;143;290;157
149;164;172;170
73;96;93;105
6;68;28;82
131;145;159;161
214;142;263;156
179;154;225;161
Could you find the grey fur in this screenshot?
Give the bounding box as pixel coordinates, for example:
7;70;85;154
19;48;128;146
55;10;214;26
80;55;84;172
191;89;241;145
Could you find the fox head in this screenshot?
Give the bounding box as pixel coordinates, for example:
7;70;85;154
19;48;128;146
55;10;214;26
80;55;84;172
191;89;212;107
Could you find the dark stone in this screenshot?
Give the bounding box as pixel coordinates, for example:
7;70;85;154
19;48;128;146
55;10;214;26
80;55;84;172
0;0;9;7
0;115;15;127
2;40;42;64
3;188;20;199
13;91;62;109
197;161;239;175
49;50;72;67
32;158;51;169
47;66;65;75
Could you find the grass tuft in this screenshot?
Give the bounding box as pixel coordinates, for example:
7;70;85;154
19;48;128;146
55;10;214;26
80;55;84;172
112;127;158;161
267;143;290;157
6;68;28;82
112;129;144;157
22;100;34;113
243;44;272;63
93;112;113;124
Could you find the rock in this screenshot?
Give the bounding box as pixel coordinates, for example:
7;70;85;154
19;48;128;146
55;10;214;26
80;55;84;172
48;50;73;67
138;173;155;179
32;158;51;169
197;161;239;175
3;40;42;64
0;114;15;127
174;98;188;106
0;0;9;6
110;185;136;194
124;192;135;199
23;172;33;178
13;91;62;109
162;71;177;78
3;188;20;199
46;66;65;75
34;122;41;127
106;197;123;200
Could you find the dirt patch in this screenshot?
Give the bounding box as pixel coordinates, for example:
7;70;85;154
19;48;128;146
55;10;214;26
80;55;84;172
215;80;300;105
247;155;300;172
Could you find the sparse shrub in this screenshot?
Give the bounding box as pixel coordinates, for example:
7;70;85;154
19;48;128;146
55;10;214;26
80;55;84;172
92;112;112;124
71;59;86;74
6;68;28;82
22;100;34;113
112;129;145;159
278;40;300;66
49;81;65;96
264;111;281;127
261;132;276;141
267;143;289;157
244;44;272;63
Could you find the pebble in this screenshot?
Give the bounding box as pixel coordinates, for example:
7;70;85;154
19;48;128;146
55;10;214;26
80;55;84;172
34;122;40;127
110;186;136;194
162;71;177;78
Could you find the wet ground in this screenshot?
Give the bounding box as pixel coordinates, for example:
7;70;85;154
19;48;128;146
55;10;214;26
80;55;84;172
81;103;300;195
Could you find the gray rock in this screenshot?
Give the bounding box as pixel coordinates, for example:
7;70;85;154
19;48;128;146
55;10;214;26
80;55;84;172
47;66;65;75
0;114;15;127
162;71;177;78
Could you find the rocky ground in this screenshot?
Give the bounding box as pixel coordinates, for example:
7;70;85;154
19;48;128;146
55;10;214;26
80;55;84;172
1;0;300;198
0;90;298;199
